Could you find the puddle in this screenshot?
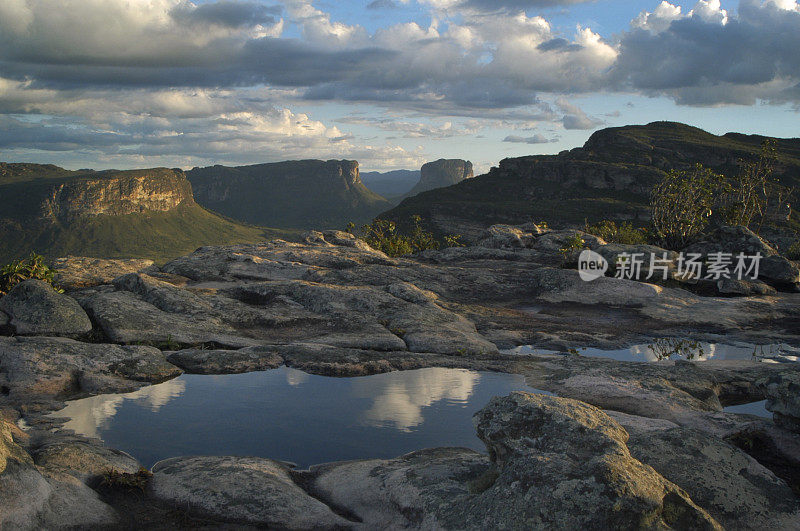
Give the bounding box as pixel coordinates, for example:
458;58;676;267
50;367;540;469
504;341;799;363
723;400;771;419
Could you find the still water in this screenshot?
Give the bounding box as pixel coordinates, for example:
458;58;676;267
505;342;799;363
51;367;536;468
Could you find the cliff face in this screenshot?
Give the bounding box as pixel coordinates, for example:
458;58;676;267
380;122;800;239
407;159;473;197
0;166;194;223
187;159;392;230
0;164;278;263
38;169;193;222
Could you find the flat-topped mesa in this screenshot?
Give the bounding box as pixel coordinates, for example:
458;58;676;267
187;159;391;230
407;159;473;196
39;168;193;222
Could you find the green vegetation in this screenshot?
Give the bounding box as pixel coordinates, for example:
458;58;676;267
584;220;649;245
100;467;153;493
558;234;586;256
347;215;462;257
0;202;300;264
650;164;720;249
0;253;62;295
787;241;800;261
719;140;794;232
380;122;800;238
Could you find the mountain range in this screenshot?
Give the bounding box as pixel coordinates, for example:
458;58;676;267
382;122;800;240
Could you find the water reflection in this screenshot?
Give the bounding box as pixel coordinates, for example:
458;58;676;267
48;367;533;468
54;379;186;438
505;342;798;363
352;368;480;431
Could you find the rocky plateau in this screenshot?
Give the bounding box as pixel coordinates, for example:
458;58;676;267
1;224;799;529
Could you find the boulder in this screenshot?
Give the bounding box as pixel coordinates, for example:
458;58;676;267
477;224;538;249
53;256;156;290
150;456;352;528
617;416;800;529
0;280;92;337
32;436;141;483
1;420;117;530
716;278;777;296
0;336;181;403
466;392;721;529
167;346;283;374
758;372;800;433
683;225;800;289
530;267;663;306
309;447;492;529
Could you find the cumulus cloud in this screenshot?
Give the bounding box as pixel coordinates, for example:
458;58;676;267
614;0;800;105
0;0;798;169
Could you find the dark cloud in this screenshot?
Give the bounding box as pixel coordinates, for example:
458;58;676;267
503;133;556;144
537;38;583;52
612;1;800;104
171;1;282;28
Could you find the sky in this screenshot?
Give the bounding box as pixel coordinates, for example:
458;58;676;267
0;0;798;174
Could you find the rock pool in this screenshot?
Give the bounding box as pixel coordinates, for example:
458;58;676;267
50;366;538;468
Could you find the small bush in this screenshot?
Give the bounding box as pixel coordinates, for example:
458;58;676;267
650;164;720;250
348;215;462;257
100;467;152;493
584;220;648;245
0;253;62;296
786;241;800;261
558;234;585;256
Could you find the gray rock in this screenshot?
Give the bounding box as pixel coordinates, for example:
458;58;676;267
683;225;800;288
0;336;181;403
477;224;539;249
0;279;92;337
150;456;352;528
617;416;800;529
53;256;157;290
167;346;283;374
758;372;800;433
309;447;492;529
32;436;141;483
716;278;777;296
1;420;118;530
465;392;721;529
530;267;663;306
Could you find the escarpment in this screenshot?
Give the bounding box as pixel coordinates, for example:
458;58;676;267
187;159;392;230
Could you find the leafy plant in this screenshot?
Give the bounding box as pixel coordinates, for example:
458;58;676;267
720;140;794;233
558;234;586;256
348;215;461;257
0;253;63;296
785;241;800;261
100;467;153;493
584;220;648;245
650;164;721;250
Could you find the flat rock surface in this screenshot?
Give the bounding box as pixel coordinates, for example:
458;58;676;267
0;279;92;337
150;456;352;529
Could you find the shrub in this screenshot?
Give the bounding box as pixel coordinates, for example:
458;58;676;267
558;233;585;256
650;164;720;250
0;253;62;296
584;220;648;245
100;467;152;493
720;140;794;232
348;216;461;257
786;241;800;261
